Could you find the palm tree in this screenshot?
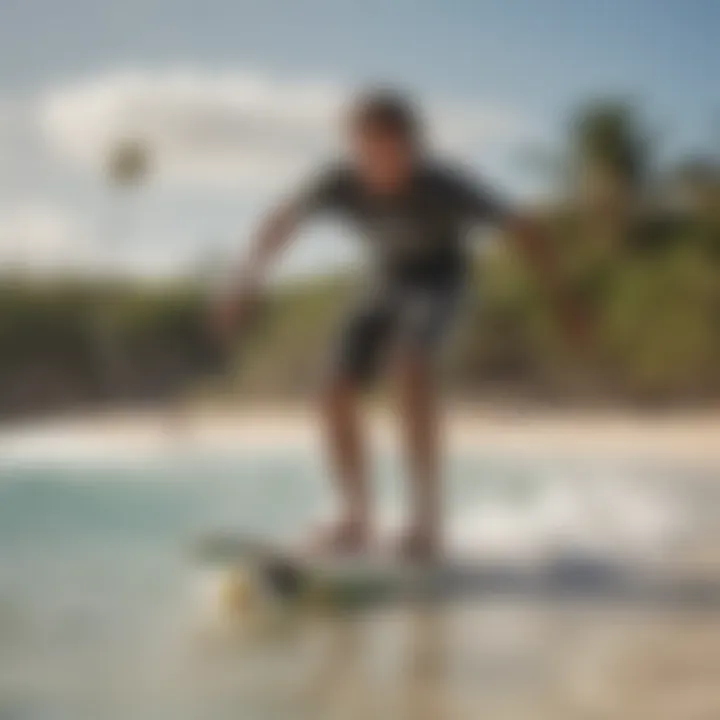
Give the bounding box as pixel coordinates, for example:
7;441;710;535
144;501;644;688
107;137;150;188
569;101;650;215
96;137;152;396
518;100;652;217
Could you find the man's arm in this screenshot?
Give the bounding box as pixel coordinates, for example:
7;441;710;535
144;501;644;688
212;164;345;339
234;201;300;296
212;200;302;340
448;167;588;347
503;213;589;347
503;213;558;290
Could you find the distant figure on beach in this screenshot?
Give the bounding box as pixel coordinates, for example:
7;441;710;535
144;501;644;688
214;89;576;560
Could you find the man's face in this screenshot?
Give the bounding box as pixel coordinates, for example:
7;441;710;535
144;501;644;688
349;124;415;193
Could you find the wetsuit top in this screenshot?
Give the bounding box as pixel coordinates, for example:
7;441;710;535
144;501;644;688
295;161;511;285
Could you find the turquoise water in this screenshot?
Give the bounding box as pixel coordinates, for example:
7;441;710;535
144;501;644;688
0;447;332;719
0;437;716;719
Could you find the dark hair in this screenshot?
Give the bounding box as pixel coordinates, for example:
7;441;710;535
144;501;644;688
347;89;422;146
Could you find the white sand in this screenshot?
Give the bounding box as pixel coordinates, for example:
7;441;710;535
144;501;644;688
4;403;719;468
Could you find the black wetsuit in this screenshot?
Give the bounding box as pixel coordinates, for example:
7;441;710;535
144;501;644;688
295;161;510;383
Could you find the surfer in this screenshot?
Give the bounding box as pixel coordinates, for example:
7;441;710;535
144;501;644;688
214;89;579;560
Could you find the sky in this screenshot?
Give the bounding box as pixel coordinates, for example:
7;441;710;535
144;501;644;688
0;0;717;277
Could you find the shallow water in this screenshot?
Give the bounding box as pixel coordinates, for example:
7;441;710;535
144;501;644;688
1;432;719;719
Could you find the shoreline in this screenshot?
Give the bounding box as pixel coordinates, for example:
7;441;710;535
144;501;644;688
2;402;719;467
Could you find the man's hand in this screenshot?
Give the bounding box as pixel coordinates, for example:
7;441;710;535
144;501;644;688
553;288;593;352
209;283;261;346
505;214;593;352
210;202;299;346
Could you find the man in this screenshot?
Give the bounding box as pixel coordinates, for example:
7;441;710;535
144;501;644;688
215;89;564;560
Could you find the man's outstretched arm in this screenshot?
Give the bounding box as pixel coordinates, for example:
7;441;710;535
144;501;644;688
213;165;345;339
213;201;301;340
502;213;589;347
451;170;567;310
503;213;558;289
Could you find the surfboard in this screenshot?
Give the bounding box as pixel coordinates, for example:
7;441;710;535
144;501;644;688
193;531;423;612
191;530;720;616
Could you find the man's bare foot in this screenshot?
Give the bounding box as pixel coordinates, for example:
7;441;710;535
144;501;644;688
305;517;371;556
396;525;441;563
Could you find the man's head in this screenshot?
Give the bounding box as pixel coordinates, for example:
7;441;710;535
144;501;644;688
345;89;423;192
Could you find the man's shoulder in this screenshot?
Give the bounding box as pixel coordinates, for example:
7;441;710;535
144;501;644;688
296;160;358;211
419;160;482;191
419;159;511;220
312;160;357;189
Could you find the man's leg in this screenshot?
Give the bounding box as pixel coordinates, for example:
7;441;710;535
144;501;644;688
316;297;394;551
320;374;370;548
393;282;462;559
394;351;442;559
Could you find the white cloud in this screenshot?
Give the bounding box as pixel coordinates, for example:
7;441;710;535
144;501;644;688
38;68;535;191
0;201;190;278
0;202;91;273
39;69;342;191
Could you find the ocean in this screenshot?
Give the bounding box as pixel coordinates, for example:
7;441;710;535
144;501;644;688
1;422;718;719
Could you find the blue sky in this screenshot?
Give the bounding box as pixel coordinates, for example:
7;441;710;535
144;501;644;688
0;0;717;276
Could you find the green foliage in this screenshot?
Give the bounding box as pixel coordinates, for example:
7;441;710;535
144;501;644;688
236;274;355;395
600;241;720;399
0;277;214;416
571;101;650;188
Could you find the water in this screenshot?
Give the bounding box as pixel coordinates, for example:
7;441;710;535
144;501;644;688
0;427;719;719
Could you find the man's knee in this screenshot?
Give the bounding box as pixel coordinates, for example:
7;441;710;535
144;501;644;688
321;372;359;417
395;349;435;388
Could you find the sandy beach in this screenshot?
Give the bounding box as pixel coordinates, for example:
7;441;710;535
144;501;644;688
7;403;720;468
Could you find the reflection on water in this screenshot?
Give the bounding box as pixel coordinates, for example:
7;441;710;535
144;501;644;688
0;440;719;719
188;601;720;720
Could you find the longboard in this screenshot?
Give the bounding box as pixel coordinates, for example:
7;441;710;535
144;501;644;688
191;531;720;614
